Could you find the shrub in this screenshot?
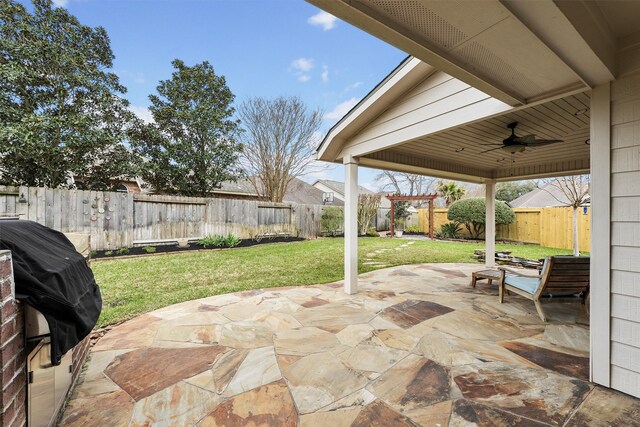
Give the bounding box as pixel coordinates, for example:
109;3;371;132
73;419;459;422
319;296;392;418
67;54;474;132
321;206;343;236
366;228;379;237
199;233;240;248
104;251;113;256
358;194;381;235
447;198;515;238
223;233;241;248
439;222;462;239
404;225;421;234
199;234;226;248
143;246;157;254
117;247;130;255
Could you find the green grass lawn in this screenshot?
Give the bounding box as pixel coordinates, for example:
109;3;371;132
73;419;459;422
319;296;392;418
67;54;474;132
92;238;579;327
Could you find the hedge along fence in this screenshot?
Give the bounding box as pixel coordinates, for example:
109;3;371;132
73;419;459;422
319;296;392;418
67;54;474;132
418;206;591;251
0;185;324;251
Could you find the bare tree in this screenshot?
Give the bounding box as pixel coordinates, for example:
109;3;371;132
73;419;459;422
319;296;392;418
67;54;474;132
540;175;590;256
376;171;436;197
358;194;381;235
239;97;322;202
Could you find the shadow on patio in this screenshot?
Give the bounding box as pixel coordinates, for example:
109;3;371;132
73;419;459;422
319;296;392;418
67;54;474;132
60;263;638;426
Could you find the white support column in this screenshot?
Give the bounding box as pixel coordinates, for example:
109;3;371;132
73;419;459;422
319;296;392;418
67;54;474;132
485;179;496;267
590;83;611;387
344;155;359;294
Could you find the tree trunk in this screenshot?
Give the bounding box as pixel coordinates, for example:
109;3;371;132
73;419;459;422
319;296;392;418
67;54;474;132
572;206;580;256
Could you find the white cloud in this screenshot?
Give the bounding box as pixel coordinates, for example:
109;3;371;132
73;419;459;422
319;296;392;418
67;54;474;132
321;65;329;83
52;0;69;7
291;58;315;73
324;97;360;120
290;58;315;83
308;11;338;31
129;105;154;124
345;81;363;92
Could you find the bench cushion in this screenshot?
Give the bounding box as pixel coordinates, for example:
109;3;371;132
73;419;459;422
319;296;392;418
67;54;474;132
504;275;540;294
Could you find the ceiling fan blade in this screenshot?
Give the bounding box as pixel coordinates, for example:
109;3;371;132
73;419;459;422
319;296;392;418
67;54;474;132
478;143;503;146
526;139;563;147
478;146;506;154
513;134;536;144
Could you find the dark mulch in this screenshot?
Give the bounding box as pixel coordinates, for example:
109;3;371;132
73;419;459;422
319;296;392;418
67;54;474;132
93;236;305;259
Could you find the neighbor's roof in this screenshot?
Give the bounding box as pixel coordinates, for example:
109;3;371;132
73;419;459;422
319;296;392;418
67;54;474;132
313;179;377;196
283;178;344;206
510;183;590;208
215;179;260;197
313;179;391;208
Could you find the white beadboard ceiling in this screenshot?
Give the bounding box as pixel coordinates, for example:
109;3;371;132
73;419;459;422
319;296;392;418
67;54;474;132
401;93;589;165
365;91;591;179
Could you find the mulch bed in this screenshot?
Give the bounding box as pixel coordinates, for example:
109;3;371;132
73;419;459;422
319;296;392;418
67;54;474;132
93;236;305;259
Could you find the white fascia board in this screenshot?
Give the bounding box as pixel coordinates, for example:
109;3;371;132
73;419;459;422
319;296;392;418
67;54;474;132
357;157;487;184
339;94;513;159
317;57;434;162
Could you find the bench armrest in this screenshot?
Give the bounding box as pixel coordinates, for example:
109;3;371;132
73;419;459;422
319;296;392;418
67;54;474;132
497;266;526;276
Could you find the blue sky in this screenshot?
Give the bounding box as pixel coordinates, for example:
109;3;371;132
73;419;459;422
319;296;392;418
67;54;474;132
41;0;407;190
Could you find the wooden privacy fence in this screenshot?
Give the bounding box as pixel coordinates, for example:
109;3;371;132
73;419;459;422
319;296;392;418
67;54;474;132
418;207;591;251
0;186;324;250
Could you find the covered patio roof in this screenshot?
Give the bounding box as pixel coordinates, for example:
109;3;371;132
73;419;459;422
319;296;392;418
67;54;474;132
312;0;640;183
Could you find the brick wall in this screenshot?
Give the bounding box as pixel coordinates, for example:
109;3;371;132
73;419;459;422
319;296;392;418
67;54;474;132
71;335;90;388
1;242;93;427
0;250;26;427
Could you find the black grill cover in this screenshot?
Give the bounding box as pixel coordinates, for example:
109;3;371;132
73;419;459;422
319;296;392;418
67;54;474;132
0;220;101;365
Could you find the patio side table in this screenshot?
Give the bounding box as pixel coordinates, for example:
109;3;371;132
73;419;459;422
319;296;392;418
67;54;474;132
470;269;502;288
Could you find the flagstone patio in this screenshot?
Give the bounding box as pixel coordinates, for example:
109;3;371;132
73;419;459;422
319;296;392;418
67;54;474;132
60;263;640;426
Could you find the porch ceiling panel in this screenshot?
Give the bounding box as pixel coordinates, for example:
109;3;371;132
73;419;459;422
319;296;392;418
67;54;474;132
309;0;591;106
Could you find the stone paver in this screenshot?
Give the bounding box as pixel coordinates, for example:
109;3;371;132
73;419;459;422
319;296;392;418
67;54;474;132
60;263;639;426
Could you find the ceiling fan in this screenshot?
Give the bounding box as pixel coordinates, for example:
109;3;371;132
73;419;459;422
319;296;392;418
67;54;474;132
479;122;563;154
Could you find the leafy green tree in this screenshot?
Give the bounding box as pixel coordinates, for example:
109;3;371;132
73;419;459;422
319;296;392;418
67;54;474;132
0;0;141;188
496;181;536;203
321;206;343;237
133;59;243;196
386;193;411;231
437;181;466;206
447;198;515;238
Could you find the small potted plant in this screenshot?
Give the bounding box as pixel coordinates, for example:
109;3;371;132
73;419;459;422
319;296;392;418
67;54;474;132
395;218;405;237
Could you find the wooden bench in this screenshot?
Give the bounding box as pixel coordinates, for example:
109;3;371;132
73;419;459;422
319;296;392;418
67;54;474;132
132;237;201;247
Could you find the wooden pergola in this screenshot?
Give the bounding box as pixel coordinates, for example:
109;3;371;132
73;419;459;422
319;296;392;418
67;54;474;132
387;194;438;238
